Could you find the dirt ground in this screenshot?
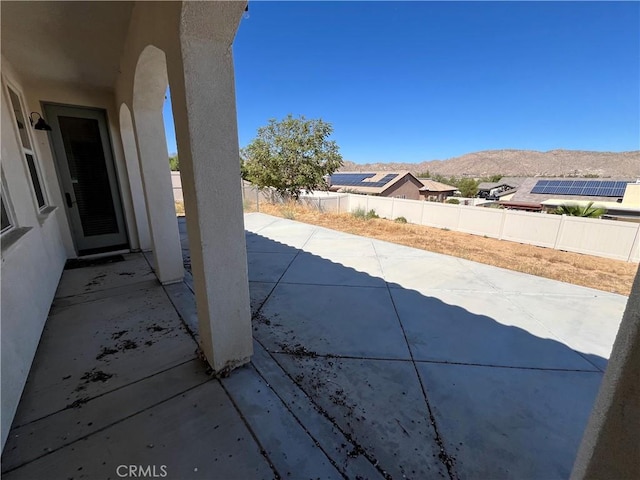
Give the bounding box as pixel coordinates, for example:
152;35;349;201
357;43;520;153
245;202;638;296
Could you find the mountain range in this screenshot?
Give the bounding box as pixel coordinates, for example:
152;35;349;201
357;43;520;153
340;149;640;178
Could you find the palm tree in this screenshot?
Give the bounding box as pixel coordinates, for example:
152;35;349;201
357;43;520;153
555;201;607;218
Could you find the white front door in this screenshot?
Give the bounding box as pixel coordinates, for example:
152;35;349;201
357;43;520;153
45;104;128;255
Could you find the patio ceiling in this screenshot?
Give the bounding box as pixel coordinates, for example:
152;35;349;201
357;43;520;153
1;1;133;89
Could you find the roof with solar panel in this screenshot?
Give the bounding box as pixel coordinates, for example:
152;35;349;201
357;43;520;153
328;171;420;195
510;177;638;204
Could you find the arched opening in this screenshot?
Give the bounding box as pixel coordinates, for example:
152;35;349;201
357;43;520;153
132;45;183;284
119;103;151;251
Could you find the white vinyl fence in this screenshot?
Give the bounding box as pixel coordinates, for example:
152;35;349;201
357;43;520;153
239;182;640;262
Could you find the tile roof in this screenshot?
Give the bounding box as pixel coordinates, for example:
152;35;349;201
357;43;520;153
418;179;458;192
330;171;416;194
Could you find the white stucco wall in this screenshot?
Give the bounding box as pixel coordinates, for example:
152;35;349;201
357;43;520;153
1;60;68;449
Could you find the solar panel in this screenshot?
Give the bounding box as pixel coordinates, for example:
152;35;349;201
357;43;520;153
331;173;375;186
530;180;629;197
367;173;399;187
330;173;398;188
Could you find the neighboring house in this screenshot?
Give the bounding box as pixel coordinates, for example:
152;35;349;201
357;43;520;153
477;182;518;200
1;1;252;449
417;179;458;202
482;179;640;219
539;182;640;222
491;201;544;212
510;177;638;204
329;171;424;200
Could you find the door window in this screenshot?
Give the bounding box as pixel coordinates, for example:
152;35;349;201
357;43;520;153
58;116;118;237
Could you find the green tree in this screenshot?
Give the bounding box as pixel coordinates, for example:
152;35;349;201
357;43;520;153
554;202;607;218
242;114;343;199
169;154;179;171
432;174;456;186
457;178;479;197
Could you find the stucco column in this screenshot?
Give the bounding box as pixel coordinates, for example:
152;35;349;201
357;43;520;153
120;104;152;252
571;266;640;479
165;1;252;372
132;108;183;284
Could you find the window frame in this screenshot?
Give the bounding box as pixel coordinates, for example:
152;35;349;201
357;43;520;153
1;170;16;235
3;80;49;212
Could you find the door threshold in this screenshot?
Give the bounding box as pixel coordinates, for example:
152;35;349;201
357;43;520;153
76;249;131;261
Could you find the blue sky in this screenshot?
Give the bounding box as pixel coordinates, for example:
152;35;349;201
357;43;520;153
164;1;639;164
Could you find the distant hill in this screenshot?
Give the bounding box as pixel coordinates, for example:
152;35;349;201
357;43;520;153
340;149;640;178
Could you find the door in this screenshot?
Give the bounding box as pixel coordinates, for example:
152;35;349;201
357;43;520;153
45;104;128;255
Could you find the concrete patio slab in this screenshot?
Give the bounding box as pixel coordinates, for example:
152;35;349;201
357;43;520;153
53;254;156;298
302;235;378;257
416;362;603;479
256;283;411;359
242;212;280;231
246;231;297;254
241;213;628;479
250;342;385;480
222;364;342;479
253;220;317;250
4;380;275;480
392;288;599;370
281;252;386;287
506;292;626;371
379;254;493;293
11;284;195;425
247;251;297;283
372;238;445;259
4;213;630;480
3;359;208;472
248;281;277;314
273;354;449;480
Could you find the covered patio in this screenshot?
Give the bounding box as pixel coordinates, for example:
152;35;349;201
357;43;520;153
2;2;639;478
1;214;631;479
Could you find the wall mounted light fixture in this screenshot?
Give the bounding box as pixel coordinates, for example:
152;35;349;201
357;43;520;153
29;112;52;131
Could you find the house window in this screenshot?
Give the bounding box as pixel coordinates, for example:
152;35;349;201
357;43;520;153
6;85;48;210
1;172;15;234
1;194;12;233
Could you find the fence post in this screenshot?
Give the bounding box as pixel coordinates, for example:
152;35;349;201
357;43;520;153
627;224;640;262
498;209;508;240
391;198;395;219
256;188;259;213
553;214;566;250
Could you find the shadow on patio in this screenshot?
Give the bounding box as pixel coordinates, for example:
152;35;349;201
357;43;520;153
1;213;626;479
